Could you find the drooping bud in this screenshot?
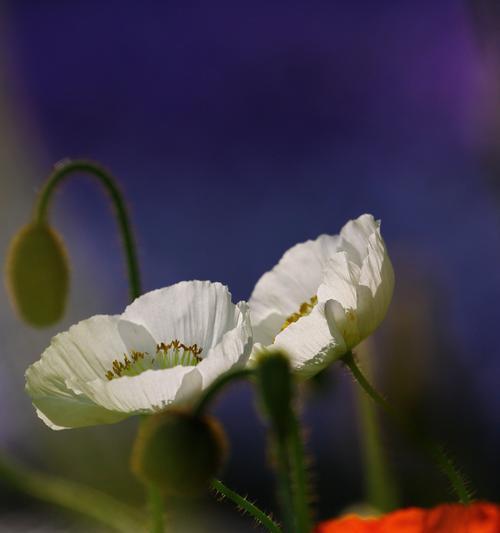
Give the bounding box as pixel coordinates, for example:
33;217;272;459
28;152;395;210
255;350;293;438
5;222;69;327
131;410;228;497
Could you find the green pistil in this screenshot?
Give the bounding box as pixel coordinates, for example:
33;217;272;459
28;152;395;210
105;340;202;380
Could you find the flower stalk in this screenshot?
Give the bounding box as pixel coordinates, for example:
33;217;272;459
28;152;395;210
342;351;472;504
288;416;312;533
211;479;282;533
256;352;313;533
34;159;142;300
0;453;145;532
147;484;165;533
354;343;398;512
192;367;254;417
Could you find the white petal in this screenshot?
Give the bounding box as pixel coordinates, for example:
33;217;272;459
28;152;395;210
75;366;203;414
272;303;346;377
339;213;380;266
317;252;361;309
320;224;394;348
122;281;240;350
357;226;395;337
117;319;157;355
196;302;253;387
25;315;167;428
26;366;126;429
249;234;340;342
251;312;285;347
40;315;132;384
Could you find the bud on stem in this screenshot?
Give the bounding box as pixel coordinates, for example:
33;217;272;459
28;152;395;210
132;410;228;498
5;222;69;327
255;350;312;533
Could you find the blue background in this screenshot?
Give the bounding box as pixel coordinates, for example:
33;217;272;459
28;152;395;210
1;1;499;529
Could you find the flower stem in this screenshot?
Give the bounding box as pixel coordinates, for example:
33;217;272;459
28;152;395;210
211;478;282;533
0;452;145;532
342;351;472;504
34;159;142;300
273;432;297;533
255;352;312;532
138;416;166;531
354;345;398;512
287;416;313;533
147;484;165;533
192;368;254;417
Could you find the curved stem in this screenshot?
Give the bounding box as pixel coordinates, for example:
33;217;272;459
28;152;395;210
342;351;472;504
34;159;142;300
211;478;282;533
193;368;254;417
0;453;145;532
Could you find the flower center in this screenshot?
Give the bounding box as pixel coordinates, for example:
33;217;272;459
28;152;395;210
105;340;203;380
280;295;318;332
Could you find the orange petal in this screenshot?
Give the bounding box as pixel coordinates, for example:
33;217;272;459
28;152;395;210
317;503;500;533
315;514;377;533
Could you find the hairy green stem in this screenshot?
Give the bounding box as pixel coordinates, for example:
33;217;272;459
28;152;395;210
287;416;312;533
255;353;312;533
0;454;145;532
211;479;282;533
273;433;296;533
343;351;472;504
193;368;254;417
34;159;142;300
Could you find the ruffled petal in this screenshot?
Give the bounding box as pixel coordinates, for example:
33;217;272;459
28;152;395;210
358;227;395;335
75;366;203;414
196;302;253;387
24;315;153;428
339;213;380;267
26;315;130;388
251;311;285;347
117;319;157;355
249;235;339;342
319;221;394;348
122;281;240;350
317;252;361;309
26;368;126;430
272;303;346;377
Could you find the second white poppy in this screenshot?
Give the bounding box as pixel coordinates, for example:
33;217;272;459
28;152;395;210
249;214;394;377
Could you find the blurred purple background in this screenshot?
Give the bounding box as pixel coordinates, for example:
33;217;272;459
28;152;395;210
1;1;500;529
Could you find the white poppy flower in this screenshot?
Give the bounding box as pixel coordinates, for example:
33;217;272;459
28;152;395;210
26;281;252;430
249;214;394;377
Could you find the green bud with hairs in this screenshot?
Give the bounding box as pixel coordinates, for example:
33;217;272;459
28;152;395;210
255;350;293;439
131;410;228;497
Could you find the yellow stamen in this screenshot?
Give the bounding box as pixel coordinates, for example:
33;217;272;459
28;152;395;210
280;295;318;332
105;340;203;380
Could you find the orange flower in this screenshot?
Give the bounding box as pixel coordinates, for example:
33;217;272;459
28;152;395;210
316;503;500;533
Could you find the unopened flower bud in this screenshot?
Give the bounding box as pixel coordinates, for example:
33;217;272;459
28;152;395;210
131;410;227;497
255;350;293;438
5;222;69;327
